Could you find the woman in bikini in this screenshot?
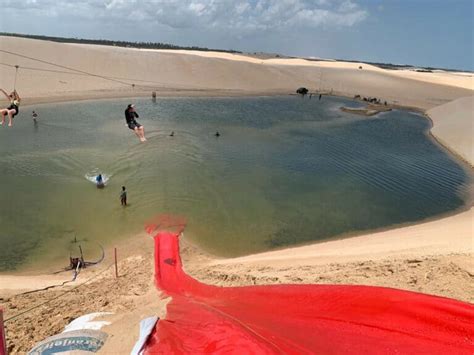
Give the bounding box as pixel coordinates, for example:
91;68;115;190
0;89;21;127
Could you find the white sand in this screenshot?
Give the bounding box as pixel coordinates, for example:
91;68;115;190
0;36;472;110
428;96;474;165
0;35;473;353
207;208;473;268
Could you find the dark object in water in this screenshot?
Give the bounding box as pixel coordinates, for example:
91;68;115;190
96;174;104;188
70;256;82;270
170;131;175;137
296;87;308;95
215;131;220;137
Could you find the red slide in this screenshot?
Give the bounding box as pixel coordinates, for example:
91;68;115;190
144;230;473;354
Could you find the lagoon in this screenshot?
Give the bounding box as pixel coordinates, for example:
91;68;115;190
0;96;471;271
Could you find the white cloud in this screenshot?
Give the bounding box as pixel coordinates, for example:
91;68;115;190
2;0;368;34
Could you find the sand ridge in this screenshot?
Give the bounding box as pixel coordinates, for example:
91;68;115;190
428;96;474;166
1;36;472;110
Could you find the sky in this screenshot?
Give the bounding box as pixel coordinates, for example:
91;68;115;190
1;0;472;71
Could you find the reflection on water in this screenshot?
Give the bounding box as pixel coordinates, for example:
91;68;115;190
0;96;471;271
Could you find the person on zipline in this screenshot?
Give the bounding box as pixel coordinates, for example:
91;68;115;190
0;89;21;126
124;104;146;142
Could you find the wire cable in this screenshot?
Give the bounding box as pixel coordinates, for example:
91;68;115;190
4;262;114;324
0;48;133;87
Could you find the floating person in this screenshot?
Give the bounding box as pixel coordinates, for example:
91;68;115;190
170;131;174;137
215;131;220;137
120;186;127;206
32;110;38;123
124;104;146;142
96;174;105;188
0;89;21;127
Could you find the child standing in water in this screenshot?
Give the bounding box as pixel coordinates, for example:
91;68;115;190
120;186;127;206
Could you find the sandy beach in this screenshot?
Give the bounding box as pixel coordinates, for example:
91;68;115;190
0;36;473;353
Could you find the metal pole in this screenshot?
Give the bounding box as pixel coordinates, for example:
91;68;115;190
114;248;118;278
79;245;85;268
13;65;19;91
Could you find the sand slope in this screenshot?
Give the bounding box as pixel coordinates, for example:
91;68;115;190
202;208;473;268
0;36;472;110
428;96;474;165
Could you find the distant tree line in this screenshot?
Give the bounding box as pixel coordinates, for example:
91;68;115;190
297;56;471;74
0;32;242;54
332;58;471;73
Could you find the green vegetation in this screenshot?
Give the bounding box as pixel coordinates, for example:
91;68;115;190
0;32;241;54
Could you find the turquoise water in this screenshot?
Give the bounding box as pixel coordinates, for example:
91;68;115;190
0;96;471;271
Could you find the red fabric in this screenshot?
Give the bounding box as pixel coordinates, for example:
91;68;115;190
145;231;474;354
0;309;6;355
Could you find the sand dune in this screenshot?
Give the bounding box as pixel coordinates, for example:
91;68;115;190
0;36;472;110
204;208;473;268
428;96;474;165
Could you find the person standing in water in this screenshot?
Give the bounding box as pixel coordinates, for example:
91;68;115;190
0;89;21;126
124;104;146;142
32;110;38;123
120;186;127;206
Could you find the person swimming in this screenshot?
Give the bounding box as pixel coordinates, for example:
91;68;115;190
96;174;105;188
0;89;21;127
215;131;220;137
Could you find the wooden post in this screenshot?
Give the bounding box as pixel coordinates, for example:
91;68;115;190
0;308;6;355
114;248;118;279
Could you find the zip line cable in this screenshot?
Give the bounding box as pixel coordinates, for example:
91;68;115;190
0;50;212;90
0;48;133;87
0;62;152;84
13;65;19;90
0;61;161;85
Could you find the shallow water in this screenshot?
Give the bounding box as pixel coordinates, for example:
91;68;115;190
0;96;471;271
